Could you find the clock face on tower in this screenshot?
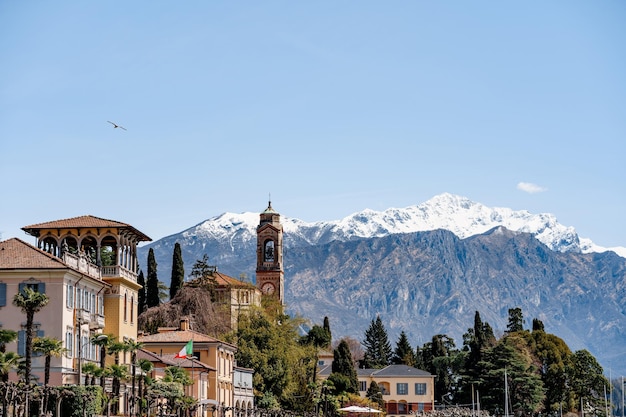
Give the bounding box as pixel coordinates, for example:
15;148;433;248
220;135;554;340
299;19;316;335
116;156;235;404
261;282;275;295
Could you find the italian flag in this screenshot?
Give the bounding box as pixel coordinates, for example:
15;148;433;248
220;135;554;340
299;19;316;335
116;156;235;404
174;340;193;359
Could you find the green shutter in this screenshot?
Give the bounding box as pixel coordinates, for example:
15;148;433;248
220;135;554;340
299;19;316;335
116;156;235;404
0;283;6;306
17;331;25;356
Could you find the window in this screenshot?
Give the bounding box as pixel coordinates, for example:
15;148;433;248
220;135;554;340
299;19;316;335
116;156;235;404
98;295;104;315
91;293;96;313
359;381;367;392
398;403;407;413
0;282;6;307
67;284;74;308
130;296;134;324
66;331;73;357
415;383;427;395
124;293;128;322
397;383;408;395
18;329;43;356
19;281;46;294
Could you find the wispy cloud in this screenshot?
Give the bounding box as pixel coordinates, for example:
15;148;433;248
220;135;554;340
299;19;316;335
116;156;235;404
517;182;548;194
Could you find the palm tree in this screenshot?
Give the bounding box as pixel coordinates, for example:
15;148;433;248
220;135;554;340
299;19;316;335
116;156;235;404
91;333;112;388
0;352;20;417
32;336;65;386
33;336;66;415
124;339;144;417
81;362;99;385
12;286;50;384
107;363;129;415
0;351;20;383
0;329;17;353
137;358;154;417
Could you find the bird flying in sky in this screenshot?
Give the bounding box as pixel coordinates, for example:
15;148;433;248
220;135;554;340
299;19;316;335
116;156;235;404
107;121;127;130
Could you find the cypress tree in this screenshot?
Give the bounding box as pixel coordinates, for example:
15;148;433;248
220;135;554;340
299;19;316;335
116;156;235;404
330;339;358;393
137;270;146;315
146;248;160;308
169;242;185;300
323;316;332;344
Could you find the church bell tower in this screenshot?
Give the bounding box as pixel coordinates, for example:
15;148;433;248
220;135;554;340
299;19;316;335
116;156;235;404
256;201;284;304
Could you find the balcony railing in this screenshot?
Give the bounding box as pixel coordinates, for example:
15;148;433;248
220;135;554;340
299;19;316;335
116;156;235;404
101;265;138;282
77;308;91;323
63;252;101;280
89;314;105;329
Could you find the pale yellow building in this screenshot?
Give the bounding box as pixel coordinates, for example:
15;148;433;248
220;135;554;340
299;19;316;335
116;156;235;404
138;318;238;417
357;365;435;415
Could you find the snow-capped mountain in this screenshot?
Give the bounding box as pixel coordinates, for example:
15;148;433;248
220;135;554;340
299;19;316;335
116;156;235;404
175;193;625;258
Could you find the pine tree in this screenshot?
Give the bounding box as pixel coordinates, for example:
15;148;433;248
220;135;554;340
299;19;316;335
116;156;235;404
137;270;146;315
361;315;392;369
146;248;160;308
392;331;415;365
169;242;185;300
506;307;524;333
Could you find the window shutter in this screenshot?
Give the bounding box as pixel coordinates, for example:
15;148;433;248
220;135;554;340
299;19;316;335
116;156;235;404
38;282;46;294
18;283;25;293
17;330;25;356
0;283;6;307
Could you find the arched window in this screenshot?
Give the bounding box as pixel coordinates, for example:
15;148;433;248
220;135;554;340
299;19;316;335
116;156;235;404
264;240;274;262
124;293;128;322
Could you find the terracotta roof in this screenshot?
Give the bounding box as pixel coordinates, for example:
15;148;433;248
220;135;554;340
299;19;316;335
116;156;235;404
0;238;68;269
22;215;151;242
213;271;255;287
138;329;236;349
137;348;215;371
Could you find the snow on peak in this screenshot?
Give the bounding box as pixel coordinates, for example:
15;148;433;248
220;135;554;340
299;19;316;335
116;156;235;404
184;193;625;257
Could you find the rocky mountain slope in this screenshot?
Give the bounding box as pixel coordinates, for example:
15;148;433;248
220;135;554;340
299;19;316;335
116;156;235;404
137;194;626;374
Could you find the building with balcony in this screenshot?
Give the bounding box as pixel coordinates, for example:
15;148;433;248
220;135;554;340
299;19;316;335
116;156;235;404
0;215;150;406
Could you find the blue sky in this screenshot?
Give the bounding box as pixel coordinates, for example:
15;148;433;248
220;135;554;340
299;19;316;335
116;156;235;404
1;1;625;249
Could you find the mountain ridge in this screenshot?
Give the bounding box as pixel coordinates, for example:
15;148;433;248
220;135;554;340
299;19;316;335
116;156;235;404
137;193;626;375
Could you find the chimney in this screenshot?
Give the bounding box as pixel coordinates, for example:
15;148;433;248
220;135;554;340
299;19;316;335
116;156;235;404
180;318;190;331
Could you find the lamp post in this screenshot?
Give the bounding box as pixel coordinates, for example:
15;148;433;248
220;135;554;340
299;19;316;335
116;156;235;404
95;334;108;389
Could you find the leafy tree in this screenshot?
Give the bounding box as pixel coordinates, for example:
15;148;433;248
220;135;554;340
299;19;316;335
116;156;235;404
392;330;415;365
361;316;392;369
189;254;217;301
479;335;544;415
529;329;571;413
146;249;160;308
365;380;384;410
568;349;608;411
90;334;111;389
532;318;545;332
228;306;316;409
302;324;331;348
137;270;146;315
13;286;50;384
330;339;358;393
506;307;524;333
170;242;185;300
423;334;459;404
